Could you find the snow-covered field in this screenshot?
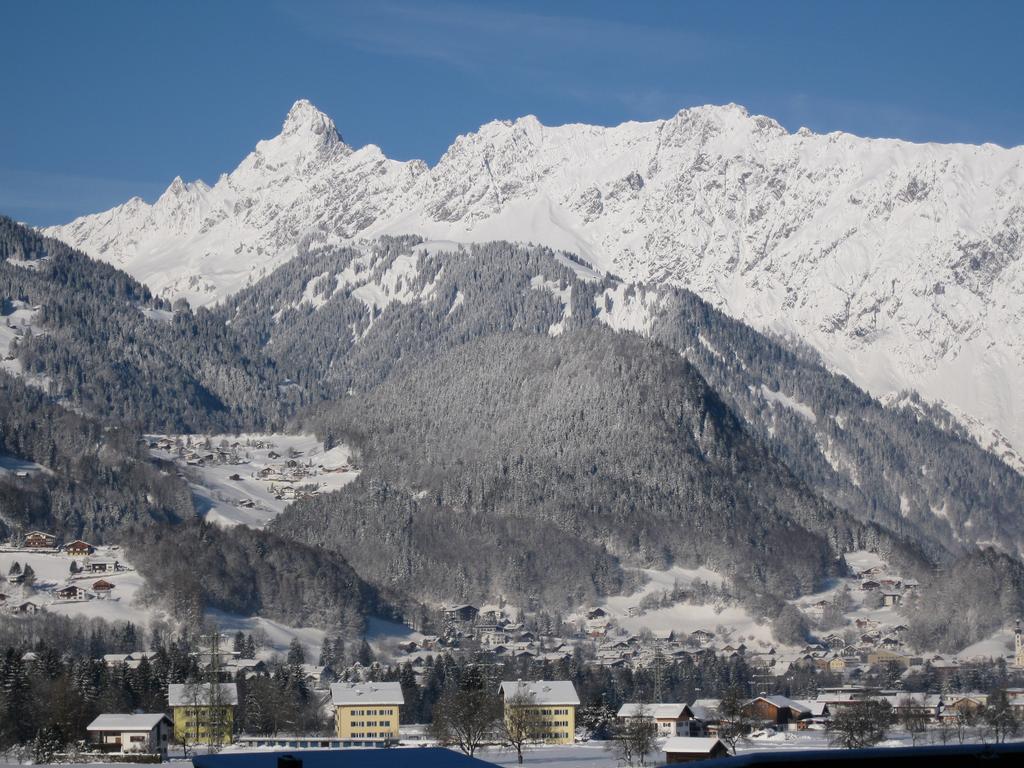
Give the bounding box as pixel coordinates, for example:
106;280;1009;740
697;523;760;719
147;433;360;529
0;299;45;380
957;626;1017;661
475;731;974;767
593;565;777;649
0;546;158;626
4;732;1018;768
0;547;375;662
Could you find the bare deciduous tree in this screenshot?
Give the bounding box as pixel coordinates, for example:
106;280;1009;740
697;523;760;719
608;706;659;767
499;689;546;764
429;687;500;757
827;699;893;749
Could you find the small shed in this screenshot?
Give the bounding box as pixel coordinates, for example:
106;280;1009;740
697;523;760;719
663;736;730;763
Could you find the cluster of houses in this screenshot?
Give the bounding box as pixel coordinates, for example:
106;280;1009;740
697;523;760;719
148;436;249;468
86;678;583;759
149;435;353;505
391;598;1024;701
31;632;1024;764
1;531;126;615
853;564;920;608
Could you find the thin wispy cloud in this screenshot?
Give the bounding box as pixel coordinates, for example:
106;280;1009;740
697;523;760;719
278;0;731;100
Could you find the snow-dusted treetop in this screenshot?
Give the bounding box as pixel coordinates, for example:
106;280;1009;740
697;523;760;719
45;99;1024;457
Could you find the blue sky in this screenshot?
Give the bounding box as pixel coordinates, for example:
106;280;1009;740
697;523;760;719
3;0;1022;225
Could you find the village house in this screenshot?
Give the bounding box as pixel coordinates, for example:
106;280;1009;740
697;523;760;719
940;694;987;720
87;714;173;758
23;531;57;549
617;702;704;737
83;558;124;574
929;656;962;683
881;590;903;607
64;539;94;557
92;579;115;598
474;605;505;632
330;681;404;742
867;649;914;668
443;604;479;631
167;683;238;745
12;600;41;615
499;680;580;744
221;658;267;679
886;694;942;719
663;736;729;763
827;655;847;674
742;695;811;727
54;583;91;601
300;663;335;690
689;629;715;645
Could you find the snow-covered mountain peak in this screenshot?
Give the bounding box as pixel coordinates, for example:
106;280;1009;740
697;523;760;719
281;98;343;142
243;99;350;174
45;102;1024;461
155;175;209;207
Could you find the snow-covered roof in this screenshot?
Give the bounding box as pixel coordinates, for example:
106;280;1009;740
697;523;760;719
617;703;690;720
689;698;722;721
88;714;170;731
663;737;726;755
758;695;810;714
167;683;239;706
330;681;404;706
796;700;829;717
500;680;580;706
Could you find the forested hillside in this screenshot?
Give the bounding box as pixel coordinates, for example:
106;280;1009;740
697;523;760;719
125;520;395;630
651;290;1024;562
276;328;907;611
0;218;397;629
0;371;190;541
5;217;1023;647
225;236;1024;565
0;216;289;432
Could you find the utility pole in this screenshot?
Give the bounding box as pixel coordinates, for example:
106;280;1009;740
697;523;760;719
651;647;666;703
194;630;235;751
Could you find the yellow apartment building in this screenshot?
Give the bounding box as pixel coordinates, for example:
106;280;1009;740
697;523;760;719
330;681;404;742
167;683;238;745
499;680;580;744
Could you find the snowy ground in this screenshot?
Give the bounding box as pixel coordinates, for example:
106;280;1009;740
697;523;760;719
147;433;360;529
0;548;378;663
0;453;49;479
957;626;1017;661
464;731;986;767
785;550;913;634
593;565;777;649
0;299;45;380
583;551;923;657
0;546;161;626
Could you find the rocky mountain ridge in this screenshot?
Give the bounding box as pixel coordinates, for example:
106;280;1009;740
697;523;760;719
46;100;1024;459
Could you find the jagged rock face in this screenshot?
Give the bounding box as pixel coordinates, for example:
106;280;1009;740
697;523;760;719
45;100;1024;456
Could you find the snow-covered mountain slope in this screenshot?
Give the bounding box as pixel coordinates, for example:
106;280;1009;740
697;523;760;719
45;100;1024;456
